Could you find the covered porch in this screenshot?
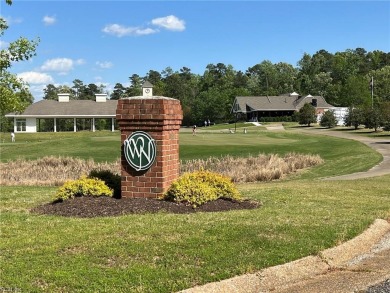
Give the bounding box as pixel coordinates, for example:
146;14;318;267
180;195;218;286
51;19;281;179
12;116;117;133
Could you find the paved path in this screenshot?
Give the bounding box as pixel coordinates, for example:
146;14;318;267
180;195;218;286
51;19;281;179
294;127;390;180
264;124;285;131
180;220;390;293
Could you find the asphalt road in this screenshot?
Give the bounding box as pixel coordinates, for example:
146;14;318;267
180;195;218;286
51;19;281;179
293;127;390;180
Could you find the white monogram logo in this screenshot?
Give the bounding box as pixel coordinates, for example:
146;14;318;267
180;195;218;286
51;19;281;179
124;131;156;171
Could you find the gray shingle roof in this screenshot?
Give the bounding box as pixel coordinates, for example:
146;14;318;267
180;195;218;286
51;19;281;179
233;94;333;113
294;95;333;109
6;100;118;117
142;81;153;88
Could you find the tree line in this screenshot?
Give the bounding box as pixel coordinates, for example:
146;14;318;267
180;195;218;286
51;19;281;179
2;1;389;131
41;48;390;126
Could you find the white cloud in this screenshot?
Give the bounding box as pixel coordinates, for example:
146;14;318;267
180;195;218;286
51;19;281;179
135;28;158;35
41;58;73;72
17;71;54;84
75;59;86;65
96;61;113;69
0;40;9;49
40;58;84;74
95;80;113;95
30;84;49;101
3;16;23;25
102;24;158;37
101;15;185;38
151;15;185;31
43;15;56;26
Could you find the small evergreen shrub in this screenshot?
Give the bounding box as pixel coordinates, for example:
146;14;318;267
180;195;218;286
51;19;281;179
383;122;390;132
320;110;338;128
89;169;121;198
259;116;293;122
163;170;241;207
54;175;113;201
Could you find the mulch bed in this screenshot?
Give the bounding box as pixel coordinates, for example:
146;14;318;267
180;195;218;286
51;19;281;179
31;197;261;218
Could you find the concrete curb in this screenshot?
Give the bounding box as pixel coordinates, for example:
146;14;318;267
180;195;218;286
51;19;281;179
320;219;390;267
179;219;390;293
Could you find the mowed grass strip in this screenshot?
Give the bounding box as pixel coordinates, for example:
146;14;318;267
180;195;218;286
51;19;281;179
0;131;121;163
179;131;381;178
0;129;382;178
1;176;389;292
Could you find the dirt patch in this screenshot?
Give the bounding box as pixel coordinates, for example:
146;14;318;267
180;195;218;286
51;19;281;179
31;197;261;218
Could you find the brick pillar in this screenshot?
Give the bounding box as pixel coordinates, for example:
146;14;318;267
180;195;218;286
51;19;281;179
116;97;183;198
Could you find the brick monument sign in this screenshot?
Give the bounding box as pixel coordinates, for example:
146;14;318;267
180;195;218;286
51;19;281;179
116;81;183;198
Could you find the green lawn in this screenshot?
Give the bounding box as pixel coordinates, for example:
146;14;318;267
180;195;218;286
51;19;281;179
0;131;121;163
1;178;389;292
0;129;382;179
0;127;389;292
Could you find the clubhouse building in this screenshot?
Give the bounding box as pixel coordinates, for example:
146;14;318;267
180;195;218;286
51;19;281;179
231;92;347;125
6;93;118;133
231;92;333;120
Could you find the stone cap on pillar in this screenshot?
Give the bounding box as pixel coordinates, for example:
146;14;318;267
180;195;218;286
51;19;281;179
120;96;177;101
116;96;183;130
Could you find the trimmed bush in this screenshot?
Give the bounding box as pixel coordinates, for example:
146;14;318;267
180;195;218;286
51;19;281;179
54;175;113;201
89;169;121;199
383;122;390;131
163;170;241;207
258;116;294;122
320;110;338;128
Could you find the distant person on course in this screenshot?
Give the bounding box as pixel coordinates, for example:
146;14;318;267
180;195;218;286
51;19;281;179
192;125;197;136
11;132;15;142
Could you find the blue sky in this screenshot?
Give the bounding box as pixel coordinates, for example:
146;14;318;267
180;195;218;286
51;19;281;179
1;1;389;101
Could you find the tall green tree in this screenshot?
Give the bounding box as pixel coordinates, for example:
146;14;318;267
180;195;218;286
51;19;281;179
311;72;333;98
43;84;59;100
369;66;390;103
57;85;73;95
340;75;371;107
363;106;383;132
80;83;103;100
380;101;390;131
162;67;201;125
110;83;126;100
247;60;279;95
72;79;85;99
274;62;298;94
202;63;236;91
0;0;39;131
345;106;364;129
145;70;164;95
126;74;142;96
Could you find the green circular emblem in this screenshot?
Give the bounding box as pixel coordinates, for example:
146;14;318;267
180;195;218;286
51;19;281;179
124;131;157;171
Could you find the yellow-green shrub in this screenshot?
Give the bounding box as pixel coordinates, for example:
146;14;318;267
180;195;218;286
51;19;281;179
163;170;241;207
54;175;113;201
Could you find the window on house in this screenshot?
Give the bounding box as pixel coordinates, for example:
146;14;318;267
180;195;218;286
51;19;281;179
16;119;26;131
312;99;317;107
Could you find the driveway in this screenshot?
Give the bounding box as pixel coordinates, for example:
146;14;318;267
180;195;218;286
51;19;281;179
293;127;390;180
179;219;390;293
